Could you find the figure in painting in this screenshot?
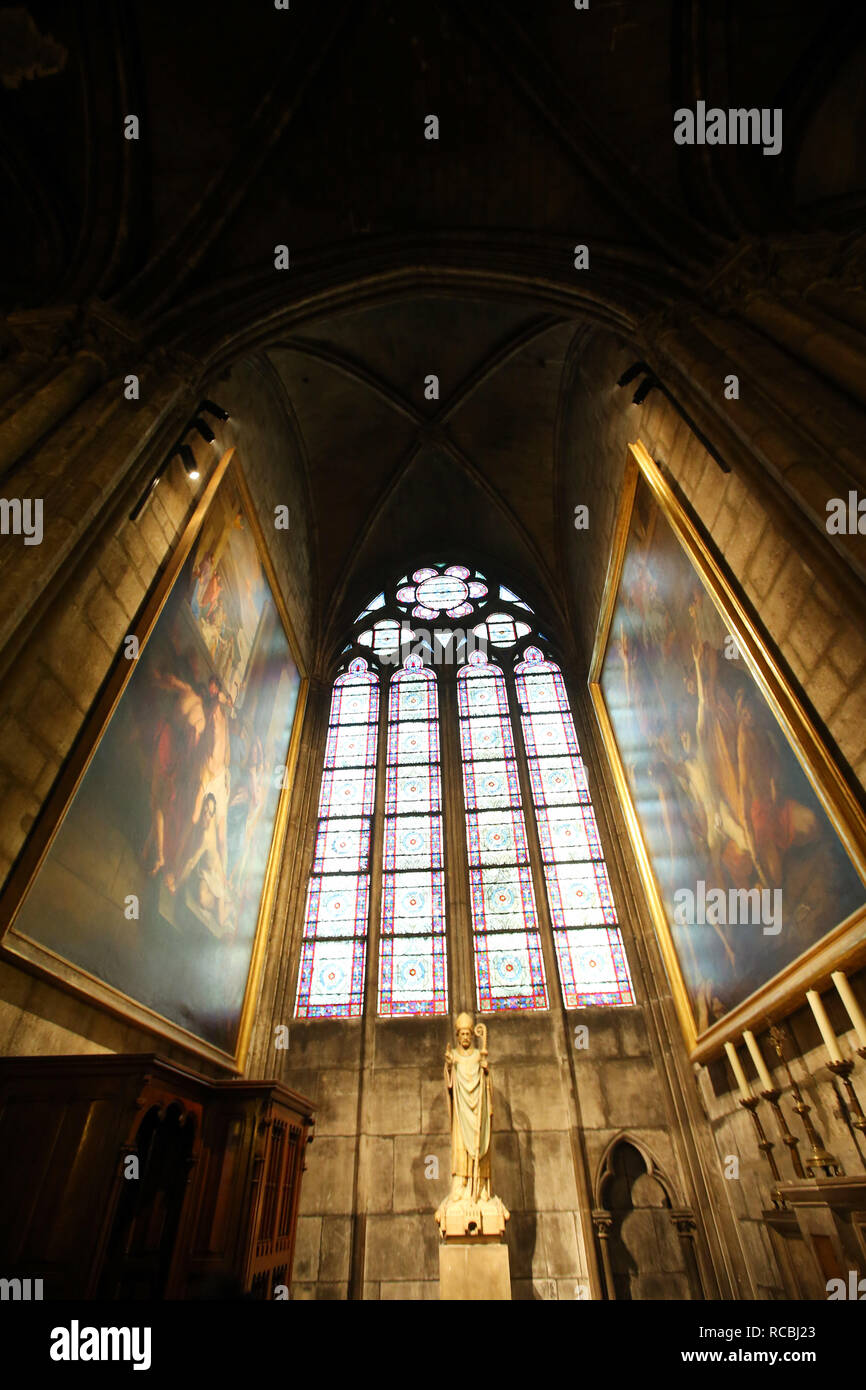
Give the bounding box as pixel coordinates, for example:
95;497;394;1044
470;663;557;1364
176;792;231;937
142;670;208;881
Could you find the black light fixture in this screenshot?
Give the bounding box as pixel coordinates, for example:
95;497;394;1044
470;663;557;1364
631;375;658;406
614;359;731;474
129;398;236;520
179;444;199;480
129;468;166;522
192;416;216;444
616;361;650;388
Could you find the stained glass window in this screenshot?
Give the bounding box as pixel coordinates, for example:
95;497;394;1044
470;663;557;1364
355;591;386;622
396;564;488;620
473;612;532;648
379;654;448;1015
357;619;413;656
515;646;635;1007
295;658;379;1017
458;653;547;1011
499;585;533;611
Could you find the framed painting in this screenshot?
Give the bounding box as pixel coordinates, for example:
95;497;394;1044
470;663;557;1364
0;451;307;1071
589;441;866;1061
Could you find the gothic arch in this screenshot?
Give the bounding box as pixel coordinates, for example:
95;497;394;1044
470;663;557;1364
591;1134;703;1301
593;1131;681;1212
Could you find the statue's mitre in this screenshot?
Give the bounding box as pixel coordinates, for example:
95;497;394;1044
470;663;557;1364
455;1012;474;1029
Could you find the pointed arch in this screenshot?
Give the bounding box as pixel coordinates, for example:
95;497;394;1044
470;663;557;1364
594;1131;681;1212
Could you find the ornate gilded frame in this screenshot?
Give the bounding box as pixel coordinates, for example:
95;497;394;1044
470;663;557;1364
0;450;308;1072
589;441;866;1062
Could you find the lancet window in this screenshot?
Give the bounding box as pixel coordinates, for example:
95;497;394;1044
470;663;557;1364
295;562;634;1019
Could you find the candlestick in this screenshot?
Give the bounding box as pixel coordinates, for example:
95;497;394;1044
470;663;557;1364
743;1029;774;1091
806;989;843;1063
831;971;866;1049
725;1041;752;1101
760;1087;806;1179
739;1096;784;1199
826;1059;866;1168
769;1024;842;1178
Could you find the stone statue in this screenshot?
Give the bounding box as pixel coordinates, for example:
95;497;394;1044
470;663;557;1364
435;1013;509;1237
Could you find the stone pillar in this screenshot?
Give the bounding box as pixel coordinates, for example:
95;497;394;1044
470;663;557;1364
591;1211;616;1300
670;1211;705;1300
0;351;105;482
440;669;474;1012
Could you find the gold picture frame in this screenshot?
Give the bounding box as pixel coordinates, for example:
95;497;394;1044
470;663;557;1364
589;441;866;1061
0;450;308;1073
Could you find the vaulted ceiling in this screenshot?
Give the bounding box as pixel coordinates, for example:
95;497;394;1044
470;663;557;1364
2;0;863;661
265;299;582;647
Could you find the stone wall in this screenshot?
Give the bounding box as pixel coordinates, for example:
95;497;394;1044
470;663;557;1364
283;1004;686;1300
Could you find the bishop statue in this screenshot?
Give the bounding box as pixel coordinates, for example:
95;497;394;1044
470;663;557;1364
435;1012;509;1236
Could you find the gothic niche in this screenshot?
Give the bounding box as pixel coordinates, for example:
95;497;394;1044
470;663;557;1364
592;1137;703;1301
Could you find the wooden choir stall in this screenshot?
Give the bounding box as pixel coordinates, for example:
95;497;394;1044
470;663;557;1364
0;1053;314;1300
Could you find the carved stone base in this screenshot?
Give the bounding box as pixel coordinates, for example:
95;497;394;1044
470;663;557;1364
439;1242;511;1300
434;1193;510;1238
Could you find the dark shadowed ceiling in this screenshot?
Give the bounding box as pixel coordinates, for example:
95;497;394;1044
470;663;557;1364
266;299;582;646
2;0;863;663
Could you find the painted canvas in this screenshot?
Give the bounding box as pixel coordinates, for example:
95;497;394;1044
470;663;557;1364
5;463;303;1061
596;460;866;1041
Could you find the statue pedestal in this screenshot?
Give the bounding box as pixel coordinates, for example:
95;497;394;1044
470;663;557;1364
436;1195;511;1300
439;1241;511;1300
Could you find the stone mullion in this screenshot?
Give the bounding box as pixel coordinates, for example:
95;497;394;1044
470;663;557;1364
503;660;604;1300
440;666;473;1016
348;660;389;1299
363;664;389;1026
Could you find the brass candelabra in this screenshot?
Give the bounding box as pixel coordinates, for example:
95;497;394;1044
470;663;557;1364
769;1025;842;1178
739;1096;785;1206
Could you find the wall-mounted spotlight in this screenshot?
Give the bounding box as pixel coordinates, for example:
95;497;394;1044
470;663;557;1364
616;361;650;388
129;469;165;523
179;444;200;480
614;359;730;474
192;417;216;444
129;396;234;521
631;375;658;406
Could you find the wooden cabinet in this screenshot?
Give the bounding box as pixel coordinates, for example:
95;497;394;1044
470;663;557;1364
763;1177;866;1299
0;1054;314;1300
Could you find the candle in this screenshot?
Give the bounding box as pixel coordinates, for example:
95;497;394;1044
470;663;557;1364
743;1030;774;1091
806;989;843;1063
724;1041;752;1101
831;971;866;1049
